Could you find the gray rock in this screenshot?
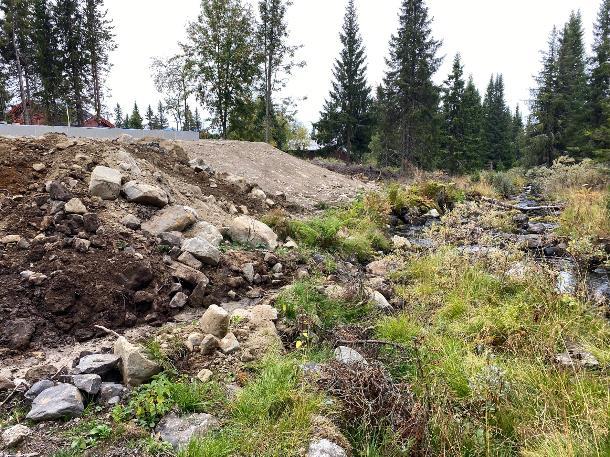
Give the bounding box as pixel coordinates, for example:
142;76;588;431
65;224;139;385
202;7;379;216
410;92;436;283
141;205;197;235
200;334;220;355
227;215;278;250
169;262;209;286
155;412;219;450
114;336;162;386
556;270;577;295
181;237;221;266
189;280;208;307
555;344;599;369
0;234;21;244
334;346;367;365
185;332;204;352
219;332;240;354
71;374;102;395
89;166;122;200
307;439;348;457
196;369;213;383
2;424;31;448
199;305;229;338
242;263;255;282
271;263;283;273
188;221;223;248
370;290;393;312
74;238;91;252
121;214;141;230
20;270;47;285
48;181;72;201
99;382;127;403
170;292;189;309
123;181;169;207
74;353;121;376
161;231;184;247
26;383;84;421
64;198;87;215
177;251;203;270
25;380;54;401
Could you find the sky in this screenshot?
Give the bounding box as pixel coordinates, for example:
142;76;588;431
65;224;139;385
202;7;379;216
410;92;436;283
105;0;601;129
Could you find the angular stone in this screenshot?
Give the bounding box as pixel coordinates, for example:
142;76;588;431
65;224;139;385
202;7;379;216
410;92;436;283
1;235;21;244
160;231;184;247
121;214;141;230
196;369;213;383
181;237;220;265
114;336;162;386
71;374;102;395
250;304;278;323
219;332;240;354
141;205;197;235
2;424;31;448
48;181;72;201
169;262;209;286
199;305;229;338
189;280;208;307
185;332;204;352
89;166;122;200
188;221;223;247
74;353;121;376
169;292;189;309
242;263;255;282
26;383;84;421
64;198;87;215
334;346;367;365
83;213;101;233
227;215;278;250
74;238;91;252
370;290;393;311
123;180;169;207
25;380;54;401
177;251;203;270
307;439;348;457
155;412;219;450
99;382;127;403
200;334;220;355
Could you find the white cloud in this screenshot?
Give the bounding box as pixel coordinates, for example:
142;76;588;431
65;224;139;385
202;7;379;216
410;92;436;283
105;0;600;129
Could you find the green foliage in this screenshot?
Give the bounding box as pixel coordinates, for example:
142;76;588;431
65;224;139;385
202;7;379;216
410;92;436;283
387;181;465;213
179;356;324;457
112;374;225;428
69;421;113;452
376;248;610;455
313;0;373;161
276;279;373;330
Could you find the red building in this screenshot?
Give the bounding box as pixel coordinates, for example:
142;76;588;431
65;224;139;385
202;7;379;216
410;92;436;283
83;115;115;128
7;101;46;125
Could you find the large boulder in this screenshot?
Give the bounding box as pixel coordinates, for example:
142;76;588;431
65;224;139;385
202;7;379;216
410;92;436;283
187;221;223;248
155;412;219;450
227;215;278;250
141;206;197;235
114;336;162;387
181;237;221;266
26;383;84;421
123;181;169;207
89;166;122;200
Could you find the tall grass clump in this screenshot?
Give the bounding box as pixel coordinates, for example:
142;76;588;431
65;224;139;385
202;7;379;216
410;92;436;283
179;356;324;457
375;248;610;456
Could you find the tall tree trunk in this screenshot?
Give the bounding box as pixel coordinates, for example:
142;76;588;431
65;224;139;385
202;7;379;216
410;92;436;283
11;21;30;125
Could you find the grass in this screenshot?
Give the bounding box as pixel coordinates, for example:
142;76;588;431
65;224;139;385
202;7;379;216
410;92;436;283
276;279;374;332
179;356;325;457
112;373;226;428
374;248;610;456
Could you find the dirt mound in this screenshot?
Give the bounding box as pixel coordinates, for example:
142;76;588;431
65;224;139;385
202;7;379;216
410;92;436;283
0;135;306;355
181;140;371;209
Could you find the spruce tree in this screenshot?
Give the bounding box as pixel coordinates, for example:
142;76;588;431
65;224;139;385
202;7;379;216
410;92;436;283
589;0;610;145
461;76;485;169
313;0;372;160
440;54;466;172
556;11;588;153
54;0;89;125
376;0;442;167
113;103;122;128
32;0;62;124
194;107;202;131
512;105;525;162
527;27;560;165
483;75;513;169
84;0;115;118
129;102;143;129
123;113;129;129
157;101;168;129
145;104;155;129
